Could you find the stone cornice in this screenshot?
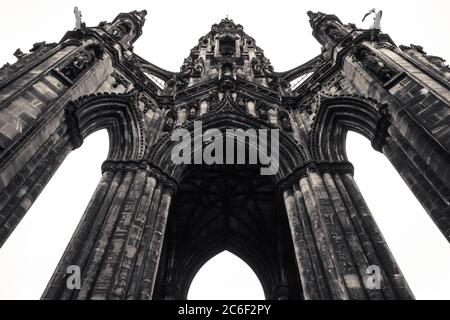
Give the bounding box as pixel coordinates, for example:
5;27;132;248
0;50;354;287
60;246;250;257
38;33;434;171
278;160;354;192
101;159;178;194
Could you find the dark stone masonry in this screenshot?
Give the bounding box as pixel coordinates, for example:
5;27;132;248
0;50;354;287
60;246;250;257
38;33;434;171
0;9;448;299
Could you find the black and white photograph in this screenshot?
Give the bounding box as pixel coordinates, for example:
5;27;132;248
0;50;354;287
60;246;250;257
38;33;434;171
0;0;449;312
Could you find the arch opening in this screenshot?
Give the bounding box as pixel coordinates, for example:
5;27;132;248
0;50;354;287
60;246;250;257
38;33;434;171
290;71;314;90
0;130;109;299
187;250;265;300
346;131;450;299
147;111;306;182
310;95;450;299
153;164;303;300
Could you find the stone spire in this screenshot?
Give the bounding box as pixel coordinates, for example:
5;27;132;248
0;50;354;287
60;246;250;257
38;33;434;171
104;9;149;50
174;18;276;90
307;11;327;26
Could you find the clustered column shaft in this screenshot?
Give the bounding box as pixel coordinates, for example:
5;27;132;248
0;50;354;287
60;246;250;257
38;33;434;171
42;160;176;300
281;162;414;300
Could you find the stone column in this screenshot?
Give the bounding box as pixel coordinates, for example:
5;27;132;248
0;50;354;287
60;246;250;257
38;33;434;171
0;123;73;247
42;160;177;300
280;161;414;300
342;40;450;241
382;126;450;241
0;30;121;246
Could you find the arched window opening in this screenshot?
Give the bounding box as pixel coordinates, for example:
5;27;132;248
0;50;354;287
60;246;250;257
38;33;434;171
346;132;450;299
145;72;166;90
290;72;313;90
0;130;109;299
219;36;236;57
188;251;265;300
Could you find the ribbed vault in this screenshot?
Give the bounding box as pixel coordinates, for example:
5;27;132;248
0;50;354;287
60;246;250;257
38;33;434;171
153;165;303;300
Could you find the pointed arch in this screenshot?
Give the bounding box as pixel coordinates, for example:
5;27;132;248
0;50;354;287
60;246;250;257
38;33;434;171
67;91;147;160
182;242;270;299
309;94;389;161
309;94;450;242
153;164;303;300
0;91;149;247
187;250;265;300
147;98;307;183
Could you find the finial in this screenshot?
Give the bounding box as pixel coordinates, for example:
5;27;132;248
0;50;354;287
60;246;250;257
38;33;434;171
13;49;25;59
307;11;326;23
134;9;148;21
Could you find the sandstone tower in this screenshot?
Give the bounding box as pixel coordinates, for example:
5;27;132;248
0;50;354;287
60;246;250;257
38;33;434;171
0;9;448;299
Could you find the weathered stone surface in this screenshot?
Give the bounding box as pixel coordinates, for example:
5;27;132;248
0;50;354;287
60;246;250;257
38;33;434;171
0;9;448;300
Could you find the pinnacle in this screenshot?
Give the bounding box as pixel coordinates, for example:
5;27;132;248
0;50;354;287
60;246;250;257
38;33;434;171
211;16;244;34
218;16;236;25
307;11;326;22
130;9;148;22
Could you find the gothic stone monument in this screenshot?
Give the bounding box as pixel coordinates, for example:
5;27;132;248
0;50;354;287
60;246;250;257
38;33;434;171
0;9;449;300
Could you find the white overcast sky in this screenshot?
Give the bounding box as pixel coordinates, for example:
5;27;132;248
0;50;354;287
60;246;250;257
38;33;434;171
0;0;449;300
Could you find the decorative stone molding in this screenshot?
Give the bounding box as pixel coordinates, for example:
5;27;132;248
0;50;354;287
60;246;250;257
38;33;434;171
101;159;178;194
0;41;58;84
68;91;148;159
58;44;104;82
371;107;391;152
400;44;450;73
277;160;354;192
64;102;84;149
353;45;397;83
309;94;388;161
111;70;131;90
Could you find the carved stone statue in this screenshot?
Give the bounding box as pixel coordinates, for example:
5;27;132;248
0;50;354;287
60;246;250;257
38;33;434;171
362;8;383;30
74;7;83;30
